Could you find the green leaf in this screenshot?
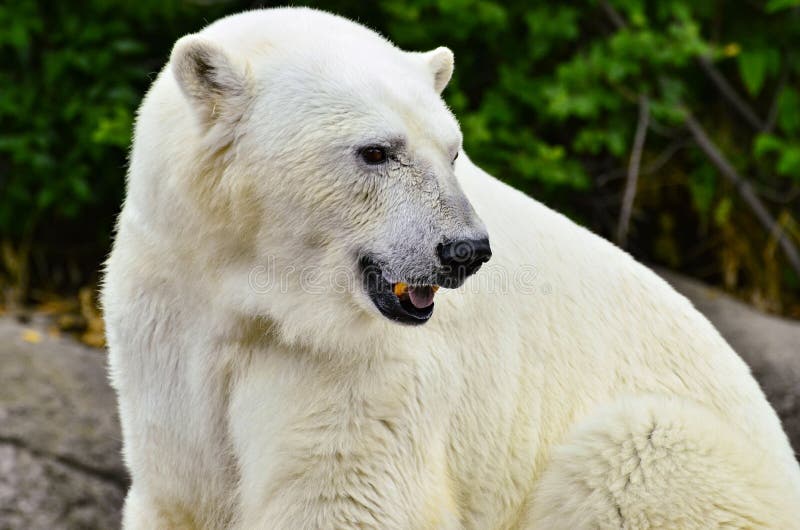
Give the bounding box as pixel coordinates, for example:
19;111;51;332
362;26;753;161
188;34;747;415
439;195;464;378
688;165;717;216
777;146;800;178
738;50;769;96
713;197;733;227
777;88;800;135
753;133;784;158
91;107;132;148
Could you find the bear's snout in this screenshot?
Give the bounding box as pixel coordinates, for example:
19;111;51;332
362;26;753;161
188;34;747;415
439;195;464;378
436;237;492;288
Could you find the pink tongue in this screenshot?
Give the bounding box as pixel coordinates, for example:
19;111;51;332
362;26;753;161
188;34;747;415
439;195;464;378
408;286;435;309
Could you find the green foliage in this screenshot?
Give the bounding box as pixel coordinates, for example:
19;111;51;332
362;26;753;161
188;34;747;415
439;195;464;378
766;0;800;13
738;48;780;96
0;0;232;272
1;0;799;310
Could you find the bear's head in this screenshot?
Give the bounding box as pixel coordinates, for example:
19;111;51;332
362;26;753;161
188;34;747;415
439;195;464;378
166;8;489;345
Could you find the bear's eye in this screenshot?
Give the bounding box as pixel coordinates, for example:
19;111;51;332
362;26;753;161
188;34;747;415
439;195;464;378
361;146;388;165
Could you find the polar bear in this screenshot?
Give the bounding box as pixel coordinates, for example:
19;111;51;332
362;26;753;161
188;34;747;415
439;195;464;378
102;7;800;530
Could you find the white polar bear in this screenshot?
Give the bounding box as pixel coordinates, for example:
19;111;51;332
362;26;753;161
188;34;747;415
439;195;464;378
102;7;800;529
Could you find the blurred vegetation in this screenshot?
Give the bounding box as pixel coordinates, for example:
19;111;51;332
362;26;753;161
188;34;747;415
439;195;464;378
1;0;800;316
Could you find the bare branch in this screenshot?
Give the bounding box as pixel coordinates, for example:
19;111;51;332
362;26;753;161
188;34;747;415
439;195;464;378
683;111;800;277
696;54;765;130
600;0;626;30
616;96;650;247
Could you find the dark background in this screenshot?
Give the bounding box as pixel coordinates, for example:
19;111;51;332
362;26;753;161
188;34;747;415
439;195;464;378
2;0;799;318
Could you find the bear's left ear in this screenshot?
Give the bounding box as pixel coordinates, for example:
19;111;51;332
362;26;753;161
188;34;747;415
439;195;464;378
171;35;252;121
419;46;454;94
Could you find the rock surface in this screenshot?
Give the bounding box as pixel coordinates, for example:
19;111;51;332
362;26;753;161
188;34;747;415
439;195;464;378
0;271;798;529
0;316;126;530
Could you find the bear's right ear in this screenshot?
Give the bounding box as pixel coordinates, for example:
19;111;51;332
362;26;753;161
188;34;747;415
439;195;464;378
420;47;454;94
170;35;251;120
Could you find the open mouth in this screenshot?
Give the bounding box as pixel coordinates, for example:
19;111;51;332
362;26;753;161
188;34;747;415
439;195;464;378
360;256;439;325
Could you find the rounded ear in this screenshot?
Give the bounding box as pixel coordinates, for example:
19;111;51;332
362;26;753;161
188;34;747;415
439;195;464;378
170;35;251;119
420;46;454;94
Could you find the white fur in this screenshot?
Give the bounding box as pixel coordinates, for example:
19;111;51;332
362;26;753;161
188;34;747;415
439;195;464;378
103;7;800;529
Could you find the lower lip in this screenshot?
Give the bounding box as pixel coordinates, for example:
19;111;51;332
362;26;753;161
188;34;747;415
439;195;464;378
360;257;435;325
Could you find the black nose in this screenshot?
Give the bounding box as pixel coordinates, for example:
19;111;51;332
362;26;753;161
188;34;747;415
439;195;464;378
437;237;492;287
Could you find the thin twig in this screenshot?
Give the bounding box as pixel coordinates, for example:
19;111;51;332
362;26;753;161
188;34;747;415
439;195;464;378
646;116;680;138
617;96;650;247
596;138;689;186
756;183;800;205
600;0;626;30
683;111;800;276
642;138;690;175
696;54;765;130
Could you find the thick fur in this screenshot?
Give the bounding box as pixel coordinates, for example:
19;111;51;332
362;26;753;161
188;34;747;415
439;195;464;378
103;7;800;529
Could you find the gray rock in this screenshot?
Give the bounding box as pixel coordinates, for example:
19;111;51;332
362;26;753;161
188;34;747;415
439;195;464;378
0;316;126;529
0;443;123;530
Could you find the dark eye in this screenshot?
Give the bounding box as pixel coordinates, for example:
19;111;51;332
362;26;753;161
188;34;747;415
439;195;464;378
452;151;459;165
361;146;387;165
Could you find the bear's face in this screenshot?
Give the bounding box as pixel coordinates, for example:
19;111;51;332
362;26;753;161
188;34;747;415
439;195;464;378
170;15;489;333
